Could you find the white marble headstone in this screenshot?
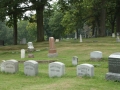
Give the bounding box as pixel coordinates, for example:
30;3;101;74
72;56;78;66
3;59;19;73
55;39;59;42
0;60;6;72
77;64;94;77
28;42;34;51
24;60;38;76
90;51;102;60
80;34;82;42
112;33;115;37
21;49;25;58
49;62;65;77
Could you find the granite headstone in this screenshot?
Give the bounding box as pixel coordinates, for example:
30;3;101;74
106;52;120;81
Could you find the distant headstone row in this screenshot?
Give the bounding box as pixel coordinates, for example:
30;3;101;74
0;59;94;77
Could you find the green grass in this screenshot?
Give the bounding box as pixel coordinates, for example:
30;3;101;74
0;36;120;90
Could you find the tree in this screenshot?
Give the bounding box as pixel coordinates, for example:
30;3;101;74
0;0;29;45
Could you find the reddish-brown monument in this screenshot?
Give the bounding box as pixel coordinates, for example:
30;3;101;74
48;37;58;57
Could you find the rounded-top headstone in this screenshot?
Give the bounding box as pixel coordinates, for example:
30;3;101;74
90;51;102;61
24;60;38;76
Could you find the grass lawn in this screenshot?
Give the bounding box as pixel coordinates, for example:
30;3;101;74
0;37;120;90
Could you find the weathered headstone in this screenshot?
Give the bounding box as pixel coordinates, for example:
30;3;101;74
20;38;26;44
28;54;34;58
24;60;38;76
75;31;77;39
112;33;115;37
105;52;120;81
28;42;34;51
77;64;94;77
55;39;59;42
72;56;78;66
116;36;120;42
90;51;102;61
48;37;58;57
21;49;25;58
0;60;6;72
3;59;19;73
49;62;65;77
80;34;82;42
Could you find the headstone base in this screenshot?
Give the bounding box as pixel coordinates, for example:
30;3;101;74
28;54;34;58
90;58;102;61
48;53;58;58
105;72;120;81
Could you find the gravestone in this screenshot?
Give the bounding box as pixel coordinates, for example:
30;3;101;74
72;56;78;66
112;33;115;37
49;62;65;77
77;64;94;77
24;60;38;76
116;36;120;42
55;39;59;42
20;38;26;44
0;60;6;72
21;49;25;58
80;34;82;42
105;52;120;81
27;42;34;51
0;40;4;46
28;54;34;58
48;37;58;57
75;31;77;39
90;51;102;61
3;59;19;73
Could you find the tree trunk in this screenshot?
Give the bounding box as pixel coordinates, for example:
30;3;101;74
116;0;120;34
36;6;44;42
99;0;106;37
13;13;17;45
116;16;120;33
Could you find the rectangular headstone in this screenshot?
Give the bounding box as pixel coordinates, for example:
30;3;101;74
49;62;65;77
3;59;19;73
77;64;94;77
90;51;102;61
106;52;120;81
24;60;38;76
72;56;78;66
21;49;25;58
